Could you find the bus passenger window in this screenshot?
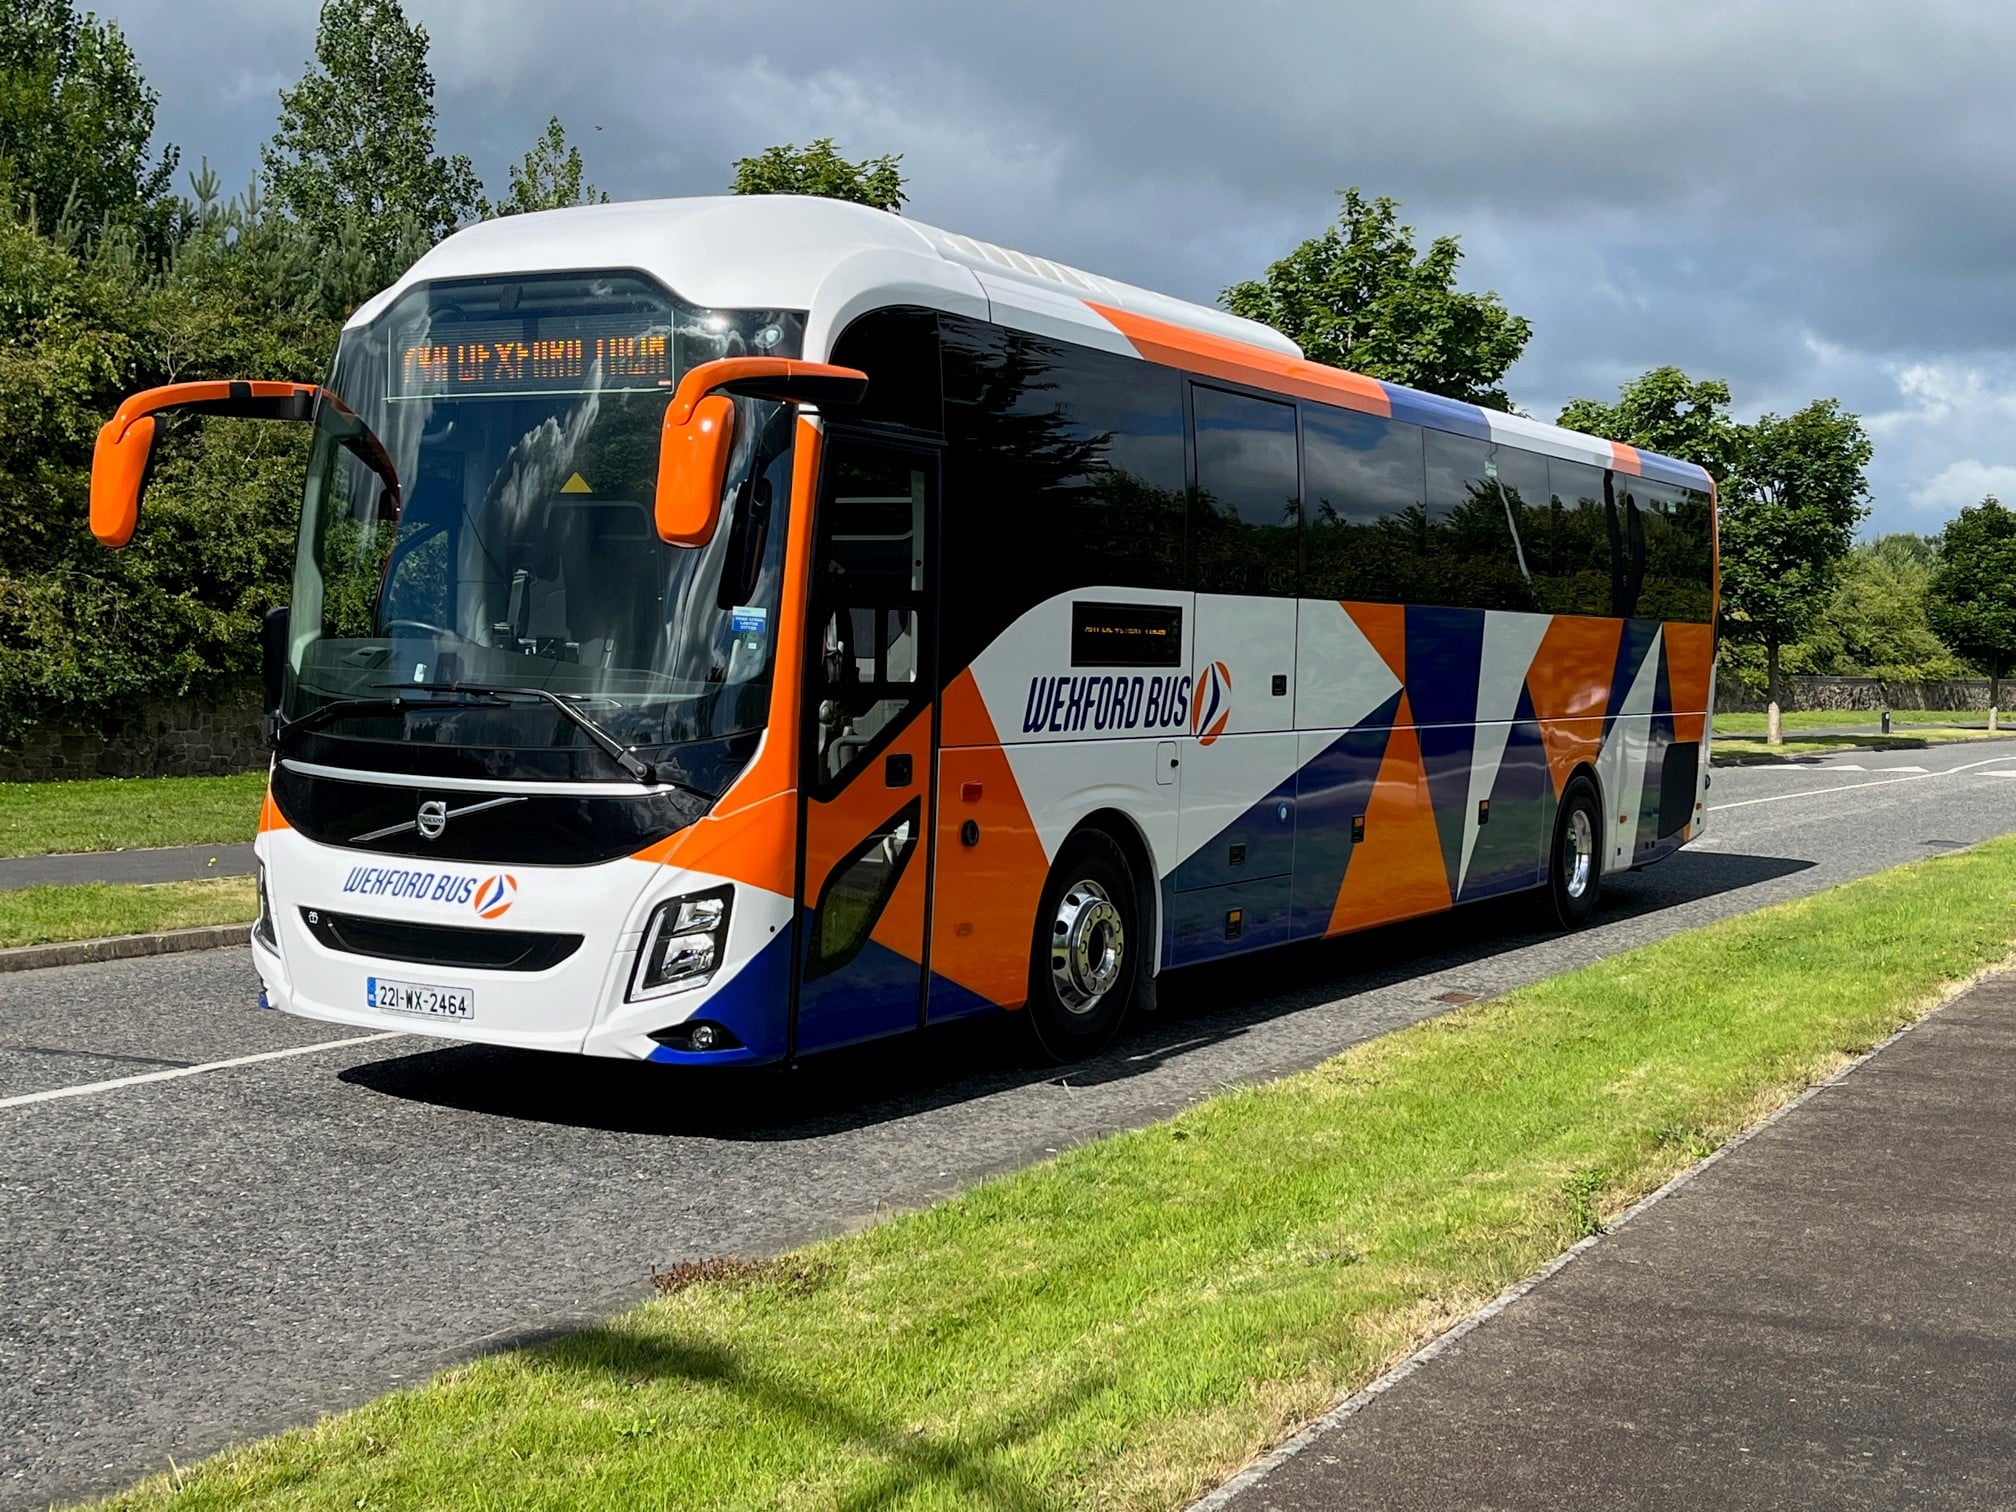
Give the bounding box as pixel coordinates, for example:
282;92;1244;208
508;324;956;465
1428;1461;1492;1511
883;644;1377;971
1301;409;1424;605
1525;460;1614;617
1191;385;1300;597
1421;430;1537;613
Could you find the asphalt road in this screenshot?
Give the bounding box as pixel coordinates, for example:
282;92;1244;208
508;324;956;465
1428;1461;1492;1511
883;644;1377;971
7;741;2016;1509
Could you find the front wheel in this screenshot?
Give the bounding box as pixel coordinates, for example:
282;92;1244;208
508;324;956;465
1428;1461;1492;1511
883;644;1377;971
1024;830;1140;1062
1545;776;1604;929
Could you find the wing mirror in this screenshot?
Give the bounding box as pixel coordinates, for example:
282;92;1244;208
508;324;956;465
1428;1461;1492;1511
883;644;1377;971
90;381;400;548
656;358;868;546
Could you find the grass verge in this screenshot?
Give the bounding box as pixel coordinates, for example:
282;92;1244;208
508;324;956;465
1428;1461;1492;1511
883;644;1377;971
0;772;266;857
1711;708;1993;736
91;839;2016;1511
0;876;255;950
1712;728;2009;760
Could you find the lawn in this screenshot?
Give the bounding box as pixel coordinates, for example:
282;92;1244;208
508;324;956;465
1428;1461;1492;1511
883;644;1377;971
0;771;266;857
1711;708;1994;736
86;836;2016;1510
0;876;256;950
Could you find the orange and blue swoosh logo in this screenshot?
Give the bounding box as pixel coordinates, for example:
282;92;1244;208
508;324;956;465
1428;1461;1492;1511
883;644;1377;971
472;873;518;920
1192;660;1232;745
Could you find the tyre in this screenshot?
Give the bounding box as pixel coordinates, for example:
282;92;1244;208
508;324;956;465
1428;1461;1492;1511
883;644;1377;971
1024;829;1140;1062
1545;775;1604;929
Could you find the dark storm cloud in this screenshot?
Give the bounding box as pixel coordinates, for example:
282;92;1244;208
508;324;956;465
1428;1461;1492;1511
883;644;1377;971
106;0;2016;528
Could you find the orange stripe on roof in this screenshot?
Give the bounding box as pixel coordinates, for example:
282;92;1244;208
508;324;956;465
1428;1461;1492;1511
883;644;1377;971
1087;302;1390;416
1610;441;1642;476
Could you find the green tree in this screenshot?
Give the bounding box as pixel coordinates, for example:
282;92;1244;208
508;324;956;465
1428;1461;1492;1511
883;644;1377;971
1720;400;1873;740
1928;497;2016;729
1787;536;1969;682
730;138;906;212
489;116;607;217
0;0;177;250
260;0;481;292
1222;189;1532;410
1556;367;1746;482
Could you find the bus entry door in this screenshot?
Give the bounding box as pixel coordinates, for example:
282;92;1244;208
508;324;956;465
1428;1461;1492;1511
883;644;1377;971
793;438;938;1056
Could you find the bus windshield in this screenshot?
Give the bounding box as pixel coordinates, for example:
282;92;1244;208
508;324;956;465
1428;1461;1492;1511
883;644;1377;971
287;270;804;772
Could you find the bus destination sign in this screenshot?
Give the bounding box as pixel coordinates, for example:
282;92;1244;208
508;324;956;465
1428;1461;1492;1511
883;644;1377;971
392;316;673;398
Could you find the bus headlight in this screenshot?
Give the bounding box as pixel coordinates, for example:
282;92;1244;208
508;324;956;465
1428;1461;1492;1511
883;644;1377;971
629;885;733;999
253;861;278;952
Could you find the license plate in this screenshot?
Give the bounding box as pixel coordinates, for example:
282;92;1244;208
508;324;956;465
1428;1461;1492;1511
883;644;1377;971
367;976;474;1020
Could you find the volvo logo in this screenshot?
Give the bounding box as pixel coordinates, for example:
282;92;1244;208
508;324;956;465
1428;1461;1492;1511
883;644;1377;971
349;793;528;847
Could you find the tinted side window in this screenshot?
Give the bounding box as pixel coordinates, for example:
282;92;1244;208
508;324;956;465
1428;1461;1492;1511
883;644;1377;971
1190;385;1300;596
829;307;942;433
1419;430;1537;611
1626;479;1714;622
1521;459;1615;616
939;318;1187;675
1302;408;1420;604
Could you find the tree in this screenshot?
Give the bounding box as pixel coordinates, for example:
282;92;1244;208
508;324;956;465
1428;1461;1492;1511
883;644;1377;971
489;116;606;217
1787;536;1970;683
730;138;906;212
1719;400;1873;741
260;0;481;292
1556;367;1746;482
0;0;177;250
1928;497;2016;730
1221;189;1532;410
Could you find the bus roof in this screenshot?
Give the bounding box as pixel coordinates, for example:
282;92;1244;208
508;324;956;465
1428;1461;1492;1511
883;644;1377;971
356;195;1712;492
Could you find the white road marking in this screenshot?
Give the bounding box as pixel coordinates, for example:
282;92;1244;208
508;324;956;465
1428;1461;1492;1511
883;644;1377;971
1711;754;2016;812
0;1032;405;1112
1981;771;2016;779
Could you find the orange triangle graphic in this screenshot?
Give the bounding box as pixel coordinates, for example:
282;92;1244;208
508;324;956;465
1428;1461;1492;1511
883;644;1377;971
1328;693;1452;935
1527;616;1623;796
1345;601;1407;685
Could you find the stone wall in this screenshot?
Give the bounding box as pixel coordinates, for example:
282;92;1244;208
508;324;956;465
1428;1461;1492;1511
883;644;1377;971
1714;676;1998;714
0;682;266;782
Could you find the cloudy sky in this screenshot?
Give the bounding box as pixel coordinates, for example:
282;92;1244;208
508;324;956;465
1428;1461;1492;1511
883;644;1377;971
105;0;2016;536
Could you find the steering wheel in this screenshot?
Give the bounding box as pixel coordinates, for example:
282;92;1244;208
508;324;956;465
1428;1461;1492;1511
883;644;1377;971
383;618;479;646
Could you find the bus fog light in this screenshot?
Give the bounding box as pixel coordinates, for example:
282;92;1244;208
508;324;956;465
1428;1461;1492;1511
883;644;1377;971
630;885;733;999
689;1023;719;1051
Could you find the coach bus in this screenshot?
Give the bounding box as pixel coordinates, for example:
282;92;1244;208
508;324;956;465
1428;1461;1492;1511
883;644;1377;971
87;195;1716;1065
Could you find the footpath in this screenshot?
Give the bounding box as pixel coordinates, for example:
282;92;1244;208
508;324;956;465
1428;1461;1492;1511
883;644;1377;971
1207;971;2016;1511
0;841;254;891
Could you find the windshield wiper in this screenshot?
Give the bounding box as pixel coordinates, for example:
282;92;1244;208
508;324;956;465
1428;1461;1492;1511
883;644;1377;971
273;690;507;749
401;682;674;790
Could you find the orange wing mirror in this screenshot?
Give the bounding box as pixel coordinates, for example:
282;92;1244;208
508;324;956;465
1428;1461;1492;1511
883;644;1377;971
656;358;868;546
89;381;400;548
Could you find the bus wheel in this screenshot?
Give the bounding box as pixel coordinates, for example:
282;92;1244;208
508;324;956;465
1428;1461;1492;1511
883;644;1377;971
1546;776;1604;929
1025;830;1139;1062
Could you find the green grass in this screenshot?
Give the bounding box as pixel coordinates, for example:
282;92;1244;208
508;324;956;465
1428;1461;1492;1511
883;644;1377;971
0;772;267;857
1712;707;1995;735
1712;728;2009;760
0;876;256;950
89;839;2016;1511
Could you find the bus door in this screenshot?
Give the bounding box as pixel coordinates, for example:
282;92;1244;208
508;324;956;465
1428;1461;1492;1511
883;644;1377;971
793;435;939;1056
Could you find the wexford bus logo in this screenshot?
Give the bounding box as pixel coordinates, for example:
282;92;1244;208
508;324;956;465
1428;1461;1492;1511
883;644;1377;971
1192;661;1232;745
472;874;518;920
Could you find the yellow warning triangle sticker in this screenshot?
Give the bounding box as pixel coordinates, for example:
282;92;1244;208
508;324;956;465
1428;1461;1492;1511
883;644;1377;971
560;472;593;494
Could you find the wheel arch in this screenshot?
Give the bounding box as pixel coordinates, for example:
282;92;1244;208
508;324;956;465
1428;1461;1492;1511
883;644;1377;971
1067;806;1164;977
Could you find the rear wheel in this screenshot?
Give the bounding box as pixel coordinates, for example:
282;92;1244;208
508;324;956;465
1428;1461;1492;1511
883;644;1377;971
1024;830;1140;1062
1546;776;1604;929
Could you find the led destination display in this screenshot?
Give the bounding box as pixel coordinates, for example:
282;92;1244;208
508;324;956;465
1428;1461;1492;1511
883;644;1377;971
392;315;673;398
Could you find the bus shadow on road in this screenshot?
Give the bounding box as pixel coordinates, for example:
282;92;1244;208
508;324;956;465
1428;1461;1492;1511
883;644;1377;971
338;848;1813;1140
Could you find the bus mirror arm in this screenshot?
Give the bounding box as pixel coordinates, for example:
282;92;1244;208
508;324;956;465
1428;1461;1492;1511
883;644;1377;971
655;358;869;547
90;381;401;549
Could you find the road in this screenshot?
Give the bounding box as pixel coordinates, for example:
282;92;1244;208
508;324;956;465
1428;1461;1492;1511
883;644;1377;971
6;742;2016;1509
